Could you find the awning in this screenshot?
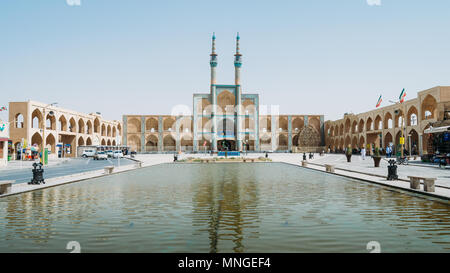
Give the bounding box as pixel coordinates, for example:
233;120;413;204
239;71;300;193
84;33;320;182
0;138;9;141
424;126;450;134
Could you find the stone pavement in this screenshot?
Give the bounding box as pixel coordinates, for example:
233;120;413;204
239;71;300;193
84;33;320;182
0;157;71;170
295;154;450;188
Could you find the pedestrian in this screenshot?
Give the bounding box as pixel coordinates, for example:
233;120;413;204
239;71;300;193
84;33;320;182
361;147;366;160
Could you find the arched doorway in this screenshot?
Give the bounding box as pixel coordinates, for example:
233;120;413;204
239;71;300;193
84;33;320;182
163;135;176;151
146;135;158;152
408;129;419;155
217;139;236;151
46;134;56;154
384;132;393;149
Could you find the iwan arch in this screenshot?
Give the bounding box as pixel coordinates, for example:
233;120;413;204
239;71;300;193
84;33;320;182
325;86;450;155
123;34;325;153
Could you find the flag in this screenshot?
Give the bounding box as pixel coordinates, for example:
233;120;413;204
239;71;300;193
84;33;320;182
399;88;406;103
376;95;382;108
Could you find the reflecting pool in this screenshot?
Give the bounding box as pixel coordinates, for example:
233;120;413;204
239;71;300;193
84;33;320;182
1;163;449;253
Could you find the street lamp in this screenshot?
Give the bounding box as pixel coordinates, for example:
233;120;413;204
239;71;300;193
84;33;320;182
389;100;406;158
42;102;58;165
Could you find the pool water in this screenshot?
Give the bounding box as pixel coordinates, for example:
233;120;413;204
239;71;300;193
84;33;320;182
0;163;449;253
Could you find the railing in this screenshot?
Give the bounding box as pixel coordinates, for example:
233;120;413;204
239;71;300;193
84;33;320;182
163;146;176;151
180;146;194;152
259;144;272;151
276;145;289;151
145;146;158;152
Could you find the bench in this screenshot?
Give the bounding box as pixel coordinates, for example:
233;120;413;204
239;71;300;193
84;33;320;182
301;160;308;167
0;180;14;195
325;164;335;173
104;166;114;174
407;176;437;192
243;158;255;163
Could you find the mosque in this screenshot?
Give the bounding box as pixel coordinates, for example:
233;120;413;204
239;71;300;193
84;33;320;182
122;34;325;153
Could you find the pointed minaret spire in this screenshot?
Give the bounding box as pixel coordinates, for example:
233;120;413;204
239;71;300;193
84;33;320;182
210;32;218;85
234;32;242;75
236;32;240;54
211;32;216;55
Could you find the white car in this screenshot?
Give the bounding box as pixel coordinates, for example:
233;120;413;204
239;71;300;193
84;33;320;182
113;150;124;158
82;149;96;158
94;151;108;160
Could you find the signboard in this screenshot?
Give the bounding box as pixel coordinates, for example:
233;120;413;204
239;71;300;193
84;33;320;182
44;148;48;165
399;137;405;145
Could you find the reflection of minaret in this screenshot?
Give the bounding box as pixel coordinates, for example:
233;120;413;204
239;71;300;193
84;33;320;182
210;33;218;151
191;166;260;253
234;33;243;151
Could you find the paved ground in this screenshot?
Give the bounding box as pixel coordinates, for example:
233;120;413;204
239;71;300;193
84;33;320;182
0;157;134;184
297;154;450;188
1;157;71;170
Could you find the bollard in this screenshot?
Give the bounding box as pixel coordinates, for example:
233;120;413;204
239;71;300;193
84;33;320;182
302;160;308;167
387;160;398;181
29;163;45;185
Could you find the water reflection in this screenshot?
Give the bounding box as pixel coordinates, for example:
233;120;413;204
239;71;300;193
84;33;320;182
191;164;259;252
0;163;449;253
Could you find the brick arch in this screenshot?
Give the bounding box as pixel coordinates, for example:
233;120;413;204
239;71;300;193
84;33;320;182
146;118;159;132
31;108;43;129
292;117;304;133
217;90;235;113
407;106;418;126
384;112;393;129
366;117;373;131
358;119;365;133
421;94;437;120
128;118;141;133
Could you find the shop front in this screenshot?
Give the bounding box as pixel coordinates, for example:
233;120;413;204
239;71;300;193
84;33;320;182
424;122;450;166
0;121;10;166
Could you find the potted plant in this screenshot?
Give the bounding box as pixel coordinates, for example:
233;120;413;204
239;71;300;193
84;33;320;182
345;145;352;162
372;147;382;167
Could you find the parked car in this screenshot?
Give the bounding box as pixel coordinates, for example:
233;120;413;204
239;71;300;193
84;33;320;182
113;150;124;158
82;149;96;158
94;151;108;160
106;150;114;158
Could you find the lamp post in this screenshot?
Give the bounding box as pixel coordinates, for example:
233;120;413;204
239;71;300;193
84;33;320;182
390;100;406;158
42;102;58;165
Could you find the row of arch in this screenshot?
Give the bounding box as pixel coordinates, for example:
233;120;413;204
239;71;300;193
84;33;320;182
15;109;121;137
127;125;322;152
127;116;322;135
329;129;421;152
327;95;438;137
27;132;117;154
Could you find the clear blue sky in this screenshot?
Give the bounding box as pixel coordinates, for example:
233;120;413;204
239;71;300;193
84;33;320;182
1;0;449;122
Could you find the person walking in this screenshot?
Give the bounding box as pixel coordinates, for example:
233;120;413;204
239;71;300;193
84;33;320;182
361;147;366;160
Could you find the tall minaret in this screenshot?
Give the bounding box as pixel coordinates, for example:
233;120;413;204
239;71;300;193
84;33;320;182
210;32;218;85
210;33;218;151
234;32;243;151
234;32;242;85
